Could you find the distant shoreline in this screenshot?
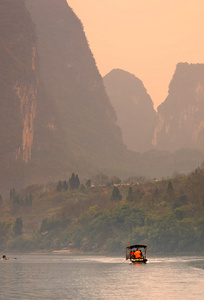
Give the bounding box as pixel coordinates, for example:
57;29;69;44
3;250;204;257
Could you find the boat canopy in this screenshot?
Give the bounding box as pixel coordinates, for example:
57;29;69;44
126;244;147;250
126;244;148;261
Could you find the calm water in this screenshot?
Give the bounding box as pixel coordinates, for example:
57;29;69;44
0;254;204;299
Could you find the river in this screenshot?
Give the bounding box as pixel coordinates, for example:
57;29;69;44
0;254;204;299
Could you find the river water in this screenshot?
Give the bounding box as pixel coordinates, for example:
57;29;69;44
0;254;204;299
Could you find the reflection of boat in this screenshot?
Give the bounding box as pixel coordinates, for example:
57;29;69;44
126;244;147;263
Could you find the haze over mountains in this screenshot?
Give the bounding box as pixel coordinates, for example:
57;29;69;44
103;69;157;152
104;64;204;153
154;63;204;151
0;0;127;194
25;0;126;163
0;0;204;196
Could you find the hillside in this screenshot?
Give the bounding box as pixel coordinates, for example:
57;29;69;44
0;169;204;253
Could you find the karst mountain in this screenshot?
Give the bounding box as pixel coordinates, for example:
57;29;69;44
0;0;204;196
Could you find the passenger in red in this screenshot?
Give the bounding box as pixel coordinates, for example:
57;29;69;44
130;250;134;259
134;248;142;259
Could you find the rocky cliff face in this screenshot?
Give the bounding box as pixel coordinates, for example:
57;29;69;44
0;0;37;162
1;2;204;196
153;63;204;151
25;0;127;173
103;69;157;152
0;0;127;195
0;0;40;192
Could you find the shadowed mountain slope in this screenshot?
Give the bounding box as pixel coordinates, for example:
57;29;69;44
104;69;157;152
153;63;204;151
0;0;40;193
26;0;126;164
0;0;127;195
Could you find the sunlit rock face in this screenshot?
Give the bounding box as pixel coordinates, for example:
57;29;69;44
14;83;37;163
153;63;204;151
0;0;38;163
104;69;157;152
0;0;40;193
0;0;127;195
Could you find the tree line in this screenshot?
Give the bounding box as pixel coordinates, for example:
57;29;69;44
0;168;204;253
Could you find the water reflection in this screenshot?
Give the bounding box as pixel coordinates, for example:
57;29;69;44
0;254;203;300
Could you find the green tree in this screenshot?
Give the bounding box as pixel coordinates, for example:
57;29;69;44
63;180;68;191
153;186;159;197
69;173;80;190
25;193;33;206
69;173;76;190
14;218;23;236
57;180;63;192
126;187;133;202
167;181;174;194
111;186;122;201
75;174;80;188
86;179;91;188
0;221;12;247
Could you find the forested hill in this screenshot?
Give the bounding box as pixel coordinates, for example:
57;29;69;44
0;169;203;253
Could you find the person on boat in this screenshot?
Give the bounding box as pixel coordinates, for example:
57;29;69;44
130;250;134;259
134;248;142;259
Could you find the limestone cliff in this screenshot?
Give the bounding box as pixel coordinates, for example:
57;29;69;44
14;83;37;163
154;63;204;151
1;2;204;196
104;69;157;152
0;0;127;195
24;0;127;177
0;0;40;192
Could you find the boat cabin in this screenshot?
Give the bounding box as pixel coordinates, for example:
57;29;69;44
126;244;147;263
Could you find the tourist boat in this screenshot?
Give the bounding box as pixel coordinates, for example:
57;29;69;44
126;244;148;263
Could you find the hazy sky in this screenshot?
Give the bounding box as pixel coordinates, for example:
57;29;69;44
67;0;204;109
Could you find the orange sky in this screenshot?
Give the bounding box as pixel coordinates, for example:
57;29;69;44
67;0;204;109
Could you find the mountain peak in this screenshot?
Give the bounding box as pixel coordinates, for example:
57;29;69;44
154;62;204;150
104;69;156;152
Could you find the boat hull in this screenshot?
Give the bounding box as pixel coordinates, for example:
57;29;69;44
130;258;147;263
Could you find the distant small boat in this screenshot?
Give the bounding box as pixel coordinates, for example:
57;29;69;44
126;244;147;263
1;255;9;260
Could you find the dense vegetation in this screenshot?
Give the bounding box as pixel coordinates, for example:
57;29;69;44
0;169;204;254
